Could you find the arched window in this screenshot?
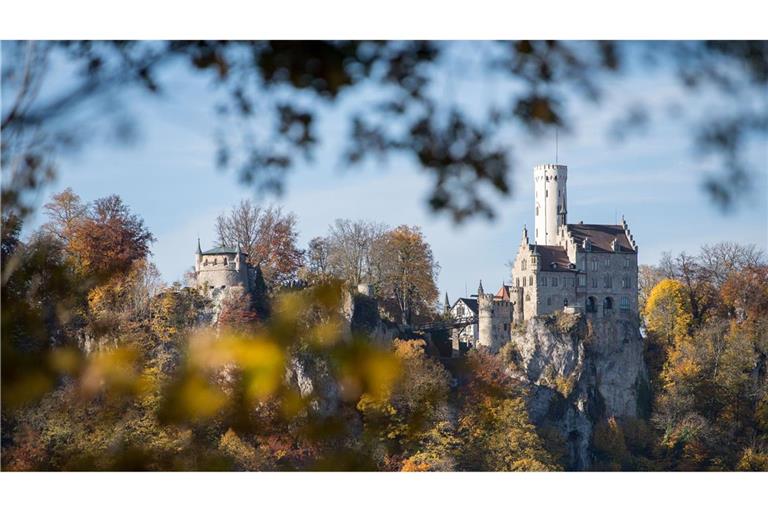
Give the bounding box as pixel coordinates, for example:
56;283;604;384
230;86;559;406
224;257;228;265
604;297;614;310
525;294;531;302
586;296;597;313
564;298;569;306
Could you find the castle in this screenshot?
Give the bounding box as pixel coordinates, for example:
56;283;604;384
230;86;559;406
193;239;261;296
450;163;639;352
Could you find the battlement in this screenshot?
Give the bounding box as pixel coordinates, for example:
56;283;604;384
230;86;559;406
534;164;568;173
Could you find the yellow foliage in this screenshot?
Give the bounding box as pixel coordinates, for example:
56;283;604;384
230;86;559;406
644;278;692;346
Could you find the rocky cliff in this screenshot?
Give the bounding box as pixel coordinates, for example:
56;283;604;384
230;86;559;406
505;312;649;469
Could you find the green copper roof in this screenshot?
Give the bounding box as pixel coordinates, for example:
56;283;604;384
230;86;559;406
202;246;240;255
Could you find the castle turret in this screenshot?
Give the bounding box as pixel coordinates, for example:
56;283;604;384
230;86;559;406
534;164;568;245
195;238;202;272
477;281;492;350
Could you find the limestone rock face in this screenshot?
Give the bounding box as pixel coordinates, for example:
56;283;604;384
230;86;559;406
507;313;647;469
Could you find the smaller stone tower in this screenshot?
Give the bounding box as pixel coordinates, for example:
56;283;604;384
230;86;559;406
194;241;251;296
477;280;493;350
476;281;513;351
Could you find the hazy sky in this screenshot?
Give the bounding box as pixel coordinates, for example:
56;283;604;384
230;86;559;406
20;45;768;302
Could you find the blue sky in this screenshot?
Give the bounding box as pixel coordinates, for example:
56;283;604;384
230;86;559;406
19;46;768;302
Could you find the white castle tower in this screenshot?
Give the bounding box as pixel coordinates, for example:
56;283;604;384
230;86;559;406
534;164;568;245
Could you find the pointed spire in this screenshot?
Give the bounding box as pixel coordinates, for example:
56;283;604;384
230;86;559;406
478;280;484;296
196;237;202;254
522;224;529;245
444;292;451;313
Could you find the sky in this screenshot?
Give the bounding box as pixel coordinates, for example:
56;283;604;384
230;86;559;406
17;44;768;303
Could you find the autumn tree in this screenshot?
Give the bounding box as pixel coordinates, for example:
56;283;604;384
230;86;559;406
325;219;386;286
306;236;330;276
217;286;262;332
66;194;155;280
41;187;89;244
643;279;693;347
369;225;439;326
357;339;455;470
638;264;664;315
215;200;304;288
720;264;768;324
457;351;559;471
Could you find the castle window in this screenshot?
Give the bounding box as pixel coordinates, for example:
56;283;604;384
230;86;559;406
591;278;598;288
622;276;630;289
620;297;630;310
579;275;586;287
624;257;630;269
603;258;610;269
525;294;531;302
547;297;552;306
564;298;569;306
604;297;614;310
536;206;539;216
521;260;527;271
591;260;599;272
604;275;612;288
552;277;558;287
586;296;597;313
224;257;228;265
516;277;520;287
528;276;533;286
542;277;547;287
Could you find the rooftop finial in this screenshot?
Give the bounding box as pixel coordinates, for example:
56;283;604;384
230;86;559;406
478;280;484;296
196;237;202;254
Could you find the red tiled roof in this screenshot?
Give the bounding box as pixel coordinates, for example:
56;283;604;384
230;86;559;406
495;285;511;300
